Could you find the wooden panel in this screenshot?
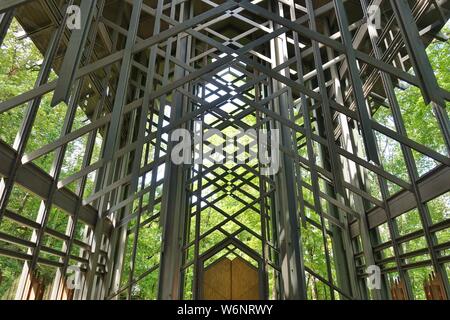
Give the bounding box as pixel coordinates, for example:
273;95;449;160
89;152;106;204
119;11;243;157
27;275;45;300
203;258;231;300
231;258;259;300
424;273;447;300
202;256;260;300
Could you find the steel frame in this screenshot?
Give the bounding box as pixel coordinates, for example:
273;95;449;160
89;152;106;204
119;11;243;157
0;0;449;300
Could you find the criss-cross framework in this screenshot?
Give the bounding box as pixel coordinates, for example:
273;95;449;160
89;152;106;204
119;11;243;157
0;0;449;300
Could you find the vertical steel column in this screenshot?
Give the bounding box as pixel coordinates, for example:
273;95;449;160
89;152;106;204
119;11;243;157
269;2;307;300
125;20;163;299
191;45;206;300
84;0;143;300
73;1;125;300
158;0;191;300
254;63;270;300
321;22;363;300
322;18;387;299
52;0;111;300
65;0;124;298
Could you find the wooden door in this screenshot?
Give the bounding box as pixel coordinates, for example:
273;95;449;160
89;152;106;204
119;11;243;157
202;256;259;300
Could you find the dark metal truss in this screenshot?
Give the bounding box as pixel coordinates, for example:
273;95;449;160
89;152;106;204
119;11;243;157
0;0;449;300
